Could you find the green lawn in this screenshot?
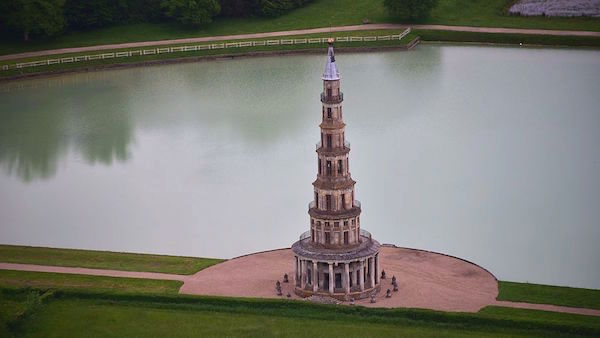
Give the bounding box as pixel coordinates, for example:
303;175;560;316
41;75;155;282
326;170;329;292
480;306;600;331
1;291;597;338
0;245;223;274
0;270;183;294
0;0;598;55
498;281;600;310
415;29;600;47
13;300;514;338
425;0;600;30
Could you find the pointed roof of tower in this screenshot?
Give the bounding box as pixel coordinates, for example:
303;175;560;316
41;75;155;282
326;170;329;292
322;39;340;81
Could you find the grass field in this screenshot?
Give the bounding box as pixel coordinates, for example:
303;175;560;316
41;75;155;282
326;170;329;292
0;245;223;274
0;0;598;55
0;30;418;79
0;244;599;336
0;270;182;294
425;0;600;30
414;29;600;47
1;289;598;337
498;281;600;310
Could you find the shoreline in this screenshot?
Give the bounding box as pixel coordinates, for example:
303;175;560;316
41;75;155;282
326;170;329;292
2;23;599;62
3;35;600;83
0;41;418;83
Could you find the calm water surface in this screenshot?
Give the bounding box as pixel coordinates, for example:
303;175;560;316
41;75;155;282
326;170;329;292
1;45;599;289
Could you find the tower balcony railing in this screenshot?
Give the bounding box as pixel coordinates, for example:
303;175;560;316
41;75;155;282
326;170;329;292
300;230;311;241
320;92;343;104
308;199;360;210
315;141;351;150
359;229;372;241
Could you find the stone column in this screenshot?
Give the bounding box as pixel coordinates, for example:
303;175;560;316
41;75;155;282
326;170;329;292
359;260;365;291
294;256;299;286
328;263;334;294
344;263;350;295
375;254;380;285
301;259;306;289
369;256;375;288
313;261;318;292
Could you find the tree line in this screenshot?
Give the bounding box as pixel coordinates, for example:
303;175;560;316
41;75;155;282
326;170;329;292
0;0;314;41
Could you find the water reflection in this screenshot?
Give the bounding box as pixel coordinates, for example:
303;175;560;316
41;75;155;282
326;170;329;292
0;79;133;181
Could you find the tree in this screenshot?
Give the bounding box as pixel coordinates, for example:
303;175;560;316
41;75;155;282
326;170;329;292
0;0;65;41
383;0;438;20
161;0;220;26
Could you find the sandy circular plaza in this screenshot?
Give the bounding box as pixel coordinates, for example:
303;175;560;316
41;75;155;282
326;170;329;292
180;245;498;312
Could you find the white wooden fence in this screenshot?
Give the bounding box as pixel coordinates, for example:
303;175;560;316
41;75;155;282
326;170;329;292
1;28;411;71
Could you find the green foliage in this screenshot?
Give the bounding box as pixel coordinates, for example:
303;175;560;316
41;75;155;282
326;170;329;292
384;0;438;20
219;0;260;17
63;0;165;30
161;0;221;26
0;0;66;41
0;245;224;275
64;0;124;29
498;281;600;310
219;0;312;17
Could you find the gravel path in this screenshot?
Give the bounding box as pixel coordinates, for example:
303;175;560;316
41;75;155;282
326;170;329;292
1;23;599;61
0;262;187;281
1;248;599;316
494;300;600;316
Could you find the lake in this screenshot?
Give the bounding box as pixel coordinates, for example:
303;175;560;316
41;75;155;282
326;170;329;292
1;44;599;289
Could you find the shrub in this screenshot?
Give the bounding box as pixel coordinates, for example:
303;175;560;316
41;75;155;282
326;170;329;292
383;0;438;20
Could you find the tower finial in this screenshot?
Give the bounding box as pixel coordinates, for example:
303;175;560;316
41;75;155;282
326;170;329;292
322;41;339;80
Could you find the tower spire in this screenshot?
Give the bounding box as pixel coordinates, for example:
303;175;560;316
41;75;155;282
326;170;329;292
322;39;340;81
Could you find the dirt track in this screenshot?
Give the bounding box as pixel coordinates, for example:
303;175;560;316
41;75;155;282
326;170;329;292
1;23;599;61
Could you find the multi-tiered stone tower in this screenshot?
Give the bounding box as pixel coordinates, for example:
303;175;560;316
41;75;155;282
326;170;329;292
292;41;381;300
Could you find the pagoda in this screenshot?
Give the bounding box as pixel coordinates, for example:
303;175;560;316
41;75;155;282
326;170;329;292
292;40;381;300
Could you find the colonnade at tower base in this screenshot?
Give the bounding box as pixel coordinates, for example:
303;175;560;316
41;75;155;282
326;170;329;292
292;233;381;300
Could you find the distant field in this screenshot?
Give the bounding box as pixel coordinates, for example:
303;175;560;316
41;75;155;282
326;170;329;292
498;281;600;310
0;245;223;275
0;0;598;56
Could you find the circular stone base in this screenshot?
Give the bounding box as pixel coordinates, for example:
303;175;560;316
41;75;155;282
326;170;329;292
179;245;498;312
294;284;380;301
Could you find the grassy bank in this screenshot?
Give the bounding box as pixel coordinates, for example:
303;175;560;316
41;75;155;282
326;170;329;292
0;244;223;275
0;270;182;294
425;0;600;31
0;30;418;80
498;281;600;310
1;288;598;337
0;0;598;56
415;29;600;47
